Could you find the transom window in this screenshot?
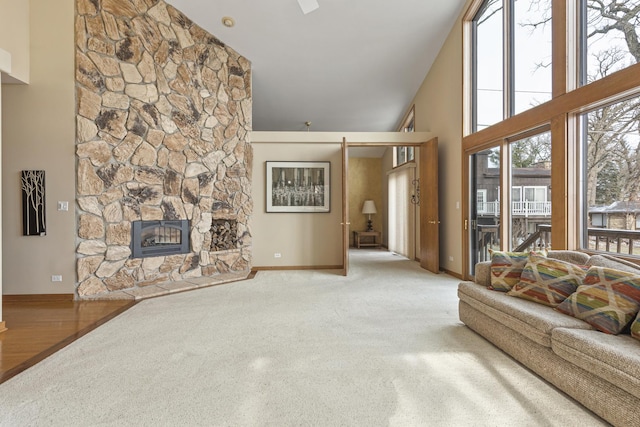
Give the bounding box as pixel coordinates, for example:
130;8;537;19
395;107;415;167
581;0;640;86
472;0;552;131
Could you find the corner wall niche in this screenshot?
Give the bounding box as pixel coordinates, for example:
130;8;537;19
75;0;252;298
210;219;238;252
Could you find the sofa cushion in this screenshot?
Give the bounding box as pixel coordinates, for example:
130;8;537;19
552;327;640;400
507;253;587;307
474;261;491;287
587;254;640;274
547;250;591;265
458;281;592;347
489;251;530;291
556;266;640;334
632;312;640;341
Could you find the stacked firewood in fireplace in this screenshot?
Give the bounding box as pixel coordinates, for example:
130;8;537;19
210;219;238;251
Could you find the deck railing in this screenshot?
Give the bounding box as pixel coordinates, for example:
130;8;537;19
477;201;552;217
477;224;640;257
587;228;640;255
514;224;551;252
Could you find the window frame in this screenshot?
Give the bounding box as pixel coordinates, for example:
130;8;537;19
471;0;554;131
462;0;640;280
477;189;488;213
395;106;416;167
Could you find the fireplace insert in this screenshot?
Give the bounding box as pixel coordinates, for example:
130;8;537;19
131;220;190;258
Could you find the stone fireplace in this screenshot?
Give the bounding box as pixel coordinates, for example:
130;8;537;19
75;0;252;298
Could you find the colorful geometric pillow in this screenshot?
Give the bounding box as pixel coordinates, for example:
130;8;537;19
507;253;587;307
556;266;640;334
489;251;531;292
631;312;640;341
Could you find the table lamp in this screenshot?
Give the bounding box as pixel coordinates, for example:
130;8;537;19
362;200;377;231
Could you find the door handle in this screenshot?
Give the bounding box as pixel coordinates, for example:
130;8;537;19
428;220;441;224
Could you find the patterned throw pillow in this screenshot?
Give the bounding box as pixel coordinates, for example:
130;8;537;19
632;313;640;341
507;253;587;307
489;251;531;292
556;266;640;334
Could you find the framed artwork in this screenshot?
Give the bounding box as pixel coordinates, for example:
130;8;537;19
21;170;46;236
266;161;330;213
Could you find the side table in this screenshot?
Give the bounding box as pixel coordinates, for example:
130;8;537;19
353;230;381;249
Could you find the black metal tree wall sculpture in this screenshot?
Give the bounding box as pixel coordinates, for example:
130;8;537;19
21;170;46;236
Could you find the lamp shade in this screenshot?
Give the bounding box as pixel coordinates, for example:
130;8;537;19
362;200;377;215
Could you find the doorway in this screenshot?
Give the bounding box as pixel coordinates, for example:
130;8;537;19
343;138;439;275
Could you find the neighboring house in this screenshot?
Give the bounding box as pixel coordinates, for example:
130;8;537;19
474;150;551;247
589;201;640;230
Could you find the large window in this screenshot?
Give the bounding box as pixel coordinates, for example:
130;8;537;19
472;0;552;131
510;131;552;249
582;95;640;254
581;0;640;85
470;147;501;271
474;0;504;130
464;0;640;278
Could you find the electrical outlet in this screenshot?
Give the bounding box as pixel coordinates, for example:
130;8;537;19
57;201;69;211
274;253;282;258
51;275;63;282
448;256;454;262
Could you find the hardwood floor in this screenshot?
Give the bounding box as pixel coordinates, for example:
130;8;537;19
0;296;135;384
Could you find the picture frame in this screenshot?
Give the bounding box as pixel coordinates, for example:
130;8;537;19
266;161;330;213
21;170;46;236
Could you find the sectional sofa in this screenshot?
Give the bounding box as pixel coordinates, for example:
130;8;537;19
458;250;640;426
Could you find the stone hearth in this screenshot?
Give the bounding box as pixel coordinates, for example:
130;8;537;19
75;0;252;298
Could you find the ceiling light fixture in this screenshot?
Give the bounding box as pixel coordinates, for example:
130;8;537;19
222;16;235;28
298;0;319;15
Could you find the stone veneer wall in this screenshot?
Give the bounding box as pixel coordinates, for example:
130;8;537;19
75;0;252;297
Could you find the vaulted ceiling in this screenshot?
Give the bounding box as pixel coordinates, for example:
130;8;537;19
167;0;467;132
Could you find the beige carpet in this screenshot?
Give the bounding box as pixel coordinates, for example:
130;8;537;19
0;250;604;426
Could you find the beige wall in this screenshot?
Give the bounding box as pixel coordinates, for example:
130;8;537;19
2;0;76;294
251;132;432;268
348;157;383;246
0;0;465;295
381;147;393;248
0;0;29;83
0;76;3;317
409;9;466;275
251;141;343;268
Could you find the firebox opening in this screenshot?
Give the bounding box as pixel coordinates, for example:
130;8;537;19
131;220;190;258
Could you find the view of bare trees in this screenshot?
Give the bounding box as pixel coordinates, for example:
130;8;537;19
21;170;46;236
584;0;640;208
514;0;640;209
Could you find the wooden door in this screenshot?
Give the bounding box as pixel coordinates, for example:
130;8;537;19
420;137;440;273
341;139;350;276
